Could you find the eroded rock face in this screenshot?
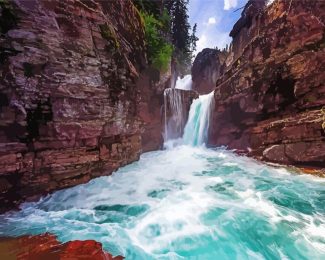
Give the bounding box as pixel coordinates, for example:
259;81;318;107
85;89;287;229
138;67;173;152
0;233;124;259
191;48;226;95
208;0;325;168
0;0;166;212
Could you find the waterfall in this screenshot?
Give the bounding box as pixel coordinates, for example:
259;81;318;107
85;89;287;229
183;91;214;146
164;74;214;146
164;88;188;141
163;75;193;142
175;75;192;90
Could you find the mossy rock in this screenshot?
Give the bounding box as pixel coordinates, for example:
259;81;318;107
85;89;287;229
99;24;120;50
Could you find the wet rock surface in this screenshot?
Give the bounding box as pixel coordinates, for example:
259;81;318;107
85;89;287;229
208;0;325;169
0;0;167;212
0;233;124;259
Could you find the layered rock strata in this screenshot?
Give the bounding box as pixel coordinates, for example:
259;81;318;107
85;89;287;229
0;0;167;212
207;0;325;168
0;233;123;259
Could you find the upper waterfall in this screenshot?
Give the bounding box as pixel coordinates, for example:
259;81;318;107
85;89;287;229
164;88;187;141
175;75;192;90
164;75;195;142
183;91;214;146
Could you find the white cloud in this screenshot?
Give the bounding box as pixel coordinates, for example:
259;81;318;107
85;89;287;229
196;34;207;53
224;0;238;10
208;17;217;25
195;31;231;56
188;0;246;57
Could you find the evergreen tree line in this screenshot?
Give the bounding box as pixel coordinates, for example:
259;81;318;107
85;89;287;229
133;0;198;74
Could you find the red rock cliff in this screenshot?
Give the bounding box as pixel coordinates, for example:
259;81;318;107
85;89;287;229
0;233;124;259
208;0;325;168
0;0;167;212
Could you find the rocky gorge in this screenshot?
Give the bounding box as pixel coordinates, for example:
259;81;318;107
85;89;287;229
0;0;324;214
0;0;324;258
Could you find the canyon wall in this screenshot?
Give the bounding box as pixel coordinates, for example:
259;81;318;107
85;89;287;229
206;0;325;168
191;48;227;95
0;0;167;212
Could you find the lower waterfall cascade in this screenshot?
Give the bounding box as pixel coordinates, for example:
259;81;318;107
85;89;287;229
183;91;215;146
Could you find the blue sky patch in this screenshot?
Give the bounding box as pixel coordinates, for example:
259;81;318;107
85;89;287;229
189;0;248;54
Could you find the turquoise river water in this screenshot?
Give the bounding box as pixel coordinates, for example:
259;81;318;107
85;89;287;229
0;145;324;259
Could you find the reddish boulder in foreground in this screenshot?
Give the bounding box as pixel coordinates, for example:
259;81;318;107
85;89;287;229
0;233;124;260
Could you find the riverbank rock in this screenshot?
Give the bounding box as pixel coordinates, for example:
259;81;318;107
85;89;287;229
0;0;168;212
0;233;123;259
208;0;325;169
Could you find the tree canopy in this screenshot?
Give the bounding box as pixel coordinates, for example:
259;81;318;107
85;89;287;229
133;0;197;73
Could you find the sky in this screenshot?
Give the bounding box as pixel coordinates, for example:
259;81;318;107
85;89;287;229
189;0;248;55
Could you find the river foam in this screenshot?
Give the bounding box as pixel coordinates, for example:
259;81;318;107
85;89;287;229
0;146;324;259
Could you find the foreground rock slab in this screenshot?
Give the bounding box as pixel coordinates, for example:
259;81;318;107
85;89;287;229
0;233;124;259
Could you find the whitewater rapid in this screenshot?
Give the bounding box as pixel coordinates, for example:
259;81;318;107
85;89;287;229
0;146;324;259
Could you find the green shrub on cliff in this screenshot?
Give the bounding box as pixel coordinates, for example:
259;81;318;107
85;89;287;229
141;11;173;72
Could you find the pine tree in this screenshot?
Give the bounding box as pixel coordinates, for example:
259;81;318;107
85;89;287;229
133;0;161;18
163;0;193;73
135;0;196;73
190;23;199;56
